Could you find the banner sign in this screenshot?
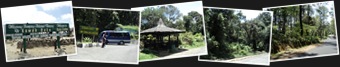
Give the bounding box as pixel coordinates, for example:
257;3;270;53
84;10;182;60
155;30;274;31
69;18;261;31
5;23;70;39
79;25;99;35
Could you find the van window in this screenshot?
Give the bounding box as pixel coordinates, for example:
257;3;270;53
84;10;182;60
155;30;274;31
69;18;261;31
109;33;123;38
123;33;129;37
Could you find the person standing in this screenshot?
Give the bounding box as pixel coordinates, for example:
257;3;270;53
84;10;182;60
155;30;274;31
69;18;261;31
101;32;107;48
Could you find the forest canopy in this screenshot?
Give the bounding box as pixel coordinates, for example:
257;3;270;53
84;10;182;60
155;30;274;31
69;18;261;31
200;8;272;59
266;2;336;55
73;8;140;41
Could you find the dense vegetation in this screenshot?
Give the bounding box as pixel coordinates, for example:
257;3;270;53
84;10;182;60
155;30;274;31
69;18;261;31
139;5;205;60
266;2;335;55
73;8;140;42
200;8;272;60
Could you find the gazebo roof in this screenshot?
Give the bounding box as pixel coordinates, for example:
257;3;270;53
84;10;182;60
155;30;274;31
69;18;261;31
141;18;185;34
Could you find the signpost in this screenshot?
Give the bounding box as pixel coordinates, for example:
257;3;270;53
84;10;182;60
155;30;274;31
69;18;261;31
79;25;99;42
5;23;70;53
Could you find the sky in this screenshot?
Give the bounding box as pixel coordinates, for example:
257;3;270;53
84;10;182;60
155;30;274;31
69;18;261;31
235;9;265;21
316;1;334;23
264;1;335;23
1;1;74;28
131;1;203;19
295;1;334;23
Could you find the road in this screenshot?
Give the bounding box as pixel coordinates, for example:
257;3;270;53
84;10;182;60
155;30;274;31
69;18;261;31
68;41;138;63
291;37;338;59
159;46;207;59
229;53;270;65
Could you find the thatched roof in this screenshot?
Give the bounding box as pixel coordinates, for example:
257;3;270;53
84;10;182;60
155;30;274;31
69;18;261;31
141;18;185;34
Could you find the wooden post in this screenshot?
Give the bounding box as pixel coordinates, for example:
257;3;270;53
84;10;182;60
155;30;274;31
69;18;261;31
176;34;179;48
57;36;61;49
168;35;170;43
23;38;27;53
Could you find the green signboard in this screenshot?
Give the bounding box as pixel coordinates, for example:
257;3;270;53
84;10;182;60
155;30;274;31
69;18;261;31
5;23;70;39
79;25;99;35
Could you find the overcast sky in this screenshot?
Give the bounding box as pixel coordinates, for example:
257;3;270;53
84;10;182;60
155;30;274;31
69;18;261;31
1;1;74;28
237;9;266;21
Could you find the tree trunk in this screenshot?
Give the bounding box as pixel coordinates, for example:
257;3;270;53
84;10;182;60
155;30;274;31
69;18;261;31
300;5;304;36
253;40;257;52
282;14;287;34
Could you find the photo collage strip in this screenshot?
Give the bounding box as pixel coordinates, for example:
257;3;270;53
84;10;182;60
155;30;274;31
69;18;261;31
0;0;337;66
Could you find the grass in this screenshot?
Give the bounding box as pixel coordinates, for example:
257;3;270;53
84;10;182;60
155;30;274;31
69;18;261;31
270;43;322;59
117;24;139;31
180;41;205;49
139;52;158;60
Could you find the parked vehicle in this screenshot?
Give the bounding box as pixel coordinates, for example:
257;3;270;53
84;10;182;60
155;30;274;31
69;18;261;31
98;30;131;45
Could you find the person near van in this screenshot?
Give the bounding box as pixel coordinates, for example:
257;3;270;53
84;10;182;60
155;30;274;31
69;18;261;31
101;32;107;48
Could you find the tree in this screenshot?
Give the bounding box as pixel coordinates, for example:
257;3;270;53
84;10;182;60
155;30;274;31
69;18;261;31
141;5;183;30
183;15;193;31
160;5;182;23
188;11;204;34
141;7;167;30
300;5;304;36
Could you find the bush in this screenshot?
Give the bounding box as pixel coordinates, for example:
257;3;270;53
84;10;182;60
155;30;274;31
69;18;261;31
130;33;139;40
179;32;205;49
82;37;92;43
228;43;253;58
179;32;195;45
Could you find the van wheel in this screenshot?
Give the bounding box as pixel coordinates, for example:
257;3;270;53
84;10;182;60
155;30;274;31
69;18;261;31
120;41;124;45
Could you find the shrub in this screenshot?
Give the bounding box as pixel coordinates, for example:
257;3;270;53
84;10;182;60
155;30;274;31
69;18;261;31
179;32;195;45
179;32;205;49
228;43;253;58
82;37;92;43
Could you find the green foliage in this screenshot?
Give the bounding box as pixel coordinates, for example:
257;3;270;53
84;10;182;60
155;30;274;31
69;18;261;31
201;8;271;60
82;37;92;43
139;52;158;60
229;43;253;58
268;2;335;54
116;24;139;40
179;32;205;49
73;8;140;41
130;33;138;40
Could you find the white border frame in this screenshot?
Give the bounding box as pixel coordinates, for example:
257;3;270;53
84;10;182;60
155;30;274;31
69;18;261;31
131;1;208;62
197;6;273;66
262;1;339;62
66;6;140;65
1;1;78;62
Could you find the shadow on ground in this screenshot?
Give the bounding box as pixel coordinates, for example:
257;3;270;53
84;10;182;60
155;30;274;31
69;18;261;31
321;41;337;46
272;52;318;60
141;48;188;57
156;48;188;57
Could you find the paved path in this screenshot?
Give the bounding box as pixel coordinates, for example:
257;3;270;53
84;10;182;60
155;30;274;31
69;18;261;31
159;46;207;59
229;53;270;65
291;37;338;59
68;42;138;63
306;38;338;54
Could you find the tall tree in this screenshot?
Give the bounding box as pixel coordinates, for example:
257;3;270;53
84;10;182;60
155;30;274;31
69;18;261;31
300;5;304;36
160;5;182;23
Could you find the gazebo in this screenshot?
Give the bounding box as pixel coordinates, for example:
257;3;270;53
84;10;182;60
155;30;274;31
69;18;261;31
141;18;185;51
